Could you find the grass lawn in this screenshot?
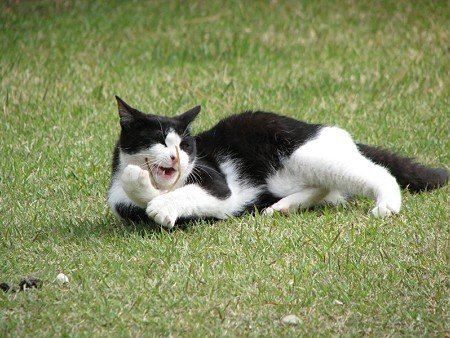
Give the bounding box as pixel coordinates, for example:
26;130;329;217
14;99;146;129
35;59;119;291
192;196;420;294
1;0;449;336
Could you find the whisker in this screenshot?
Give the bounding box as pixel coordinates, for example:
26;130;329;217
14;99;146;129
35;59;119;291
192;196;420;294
194;163;223;178
188;171;201;185
187;167;203;185
120;152;155;158
181;129;191;139
192;165;216;180
193;153;209;161
157;119;164;139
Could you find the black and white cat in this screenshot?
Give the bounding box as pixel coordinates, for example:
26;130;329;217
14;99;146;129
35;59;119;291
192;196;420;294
108;96;448;228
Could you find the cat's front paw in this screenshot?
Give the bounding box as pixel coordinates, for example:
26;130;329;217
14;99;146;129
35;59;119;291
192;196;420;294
122;165;150;188
121;165;160;207
146;195;178;229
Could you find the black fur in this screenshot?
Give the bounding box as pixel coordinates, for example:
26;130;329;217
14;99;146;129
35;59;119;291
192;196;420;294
187;111;323;208
195;111;322;186
186;160;231;199
357;144;449;192
115;203;150;223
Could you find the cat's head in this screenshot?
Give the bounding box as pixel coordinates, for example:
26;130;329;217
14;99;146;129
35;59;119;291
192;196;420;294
115;96;200;191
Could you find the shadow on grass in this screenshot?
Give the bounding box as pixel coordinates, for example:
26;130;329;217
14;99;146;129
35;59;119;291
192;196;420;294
62;199;372;243
62;211;217;242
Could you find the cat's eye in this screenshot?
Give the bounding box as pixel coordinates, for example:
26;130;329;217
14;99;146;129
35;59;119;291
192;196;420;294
180;140;191;150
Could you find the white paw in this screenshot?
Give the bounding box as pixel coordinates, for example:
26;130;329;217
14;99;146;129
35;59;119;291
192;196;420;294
121;165;159;207
262;202;292;216
262;207;274;216
146;195;178;229
371;201;400;218
122;165;151;190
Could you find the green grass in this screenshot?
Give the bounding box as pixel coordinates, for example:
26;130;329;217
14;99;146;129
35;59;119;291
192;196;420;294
1;0;449;336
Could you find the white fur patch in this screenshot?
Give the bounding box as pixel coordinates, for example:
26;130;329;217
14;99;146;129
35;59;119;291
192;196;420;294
147;159;262;228
121;164;160;207
165;130;181;149
108;156;133;218
107;178;128;218
266;126;401;216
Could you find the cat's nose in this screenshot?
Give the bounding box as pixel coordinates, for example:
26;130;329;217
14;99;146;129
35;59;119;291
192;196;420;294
170;155;178;164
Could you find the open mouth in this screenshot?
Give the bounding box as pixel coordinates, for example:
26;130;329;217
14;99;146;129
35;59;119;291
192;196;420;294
145;151;182;192
156;165;177;177
144;157;177;179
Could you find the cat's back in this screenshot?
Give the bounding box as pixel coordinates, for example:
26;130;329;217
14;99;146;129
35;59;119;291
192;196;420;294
196;111;322;154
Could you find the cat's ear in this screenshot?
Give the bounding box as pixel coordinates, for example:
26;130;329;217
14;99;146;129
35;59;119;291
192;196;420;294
115;96;139;129
177;105;201;127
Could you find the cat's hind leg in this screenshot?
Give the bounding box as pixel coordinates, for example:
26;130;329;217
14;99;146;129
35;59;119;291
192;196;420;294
320;190;347;206
267;126;401;217
263;187;329;216
291;127;402;217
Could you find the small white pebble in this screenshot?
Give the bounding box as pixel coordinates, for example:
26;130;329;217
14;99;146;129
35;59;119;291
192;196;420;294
281;314;301;325
333;299;343;305
56;273;69;284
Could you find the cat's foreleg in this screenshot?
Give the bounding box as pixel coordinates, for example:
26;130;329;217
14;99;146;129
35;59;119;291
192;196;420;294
121;164;161;208
264;187;329;216
146;184;237;229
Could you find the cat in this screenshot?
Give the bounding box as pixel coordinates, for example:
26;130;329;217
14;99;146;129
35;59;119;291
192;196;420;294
107;96;448;229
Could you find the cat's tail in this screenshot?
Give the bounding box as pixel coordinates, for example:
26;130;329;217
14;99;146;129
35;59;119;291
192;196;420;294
357;143;449;193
